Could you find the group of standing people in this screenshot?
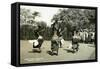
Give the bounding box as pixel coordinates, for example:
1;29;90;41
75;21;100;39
78;29;95;44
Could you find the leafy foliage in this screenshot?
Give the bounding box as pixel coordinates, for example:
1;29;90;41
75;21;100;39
20;8;96;40
51;8;96;40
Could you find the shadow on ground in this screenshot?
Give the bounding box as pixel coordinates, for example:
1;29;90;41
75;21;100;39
63;49;75;53
28;49;41;53
47;51;53;56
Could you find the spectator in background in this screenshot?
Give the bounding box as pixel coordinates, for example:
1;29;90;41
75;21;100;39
58;34;64;48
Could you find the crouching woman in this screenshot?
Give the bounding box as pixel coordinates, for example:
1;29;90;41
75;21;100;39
33;35;44;52
72;31;80;53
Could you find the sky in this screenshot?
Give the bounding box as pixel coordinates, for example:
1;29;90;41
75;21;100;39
20;5;65;26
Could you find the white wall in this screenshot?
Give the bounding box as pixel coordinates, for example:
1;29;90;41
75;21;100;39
0;0;99;69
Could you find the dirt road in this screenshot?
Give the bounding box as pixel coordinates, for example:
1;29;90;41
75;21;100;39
20;40;95;64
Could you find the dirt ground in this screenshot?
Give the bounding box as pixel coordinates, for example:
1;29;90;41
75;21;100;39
20;40;95;64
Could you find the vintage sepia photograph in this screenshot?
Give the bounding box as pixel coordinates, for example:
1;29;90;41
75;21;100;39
20;5;97;64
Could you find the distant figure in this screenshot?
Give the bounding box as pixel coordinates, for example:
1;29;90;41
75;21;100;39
82;30;86;43
79;29;88;43
91;32;95;43
88;32;91;43
89;32;95;43
79;30;83;42
58;35;64;48
85;31;89;43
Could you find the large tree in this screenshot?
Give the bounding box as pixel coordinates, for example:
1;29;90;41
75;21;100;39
83;9;96;31
20;8;40;25
51;8;96;40
20;8;48;40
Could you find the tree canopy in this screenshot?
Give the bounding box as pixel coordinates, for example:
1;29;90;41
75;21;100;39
20;8;96;40
51;8;96;39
